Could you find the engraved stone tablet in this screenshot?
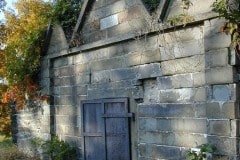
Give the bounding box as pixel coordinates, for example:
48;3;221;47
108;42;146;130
100;14;119;30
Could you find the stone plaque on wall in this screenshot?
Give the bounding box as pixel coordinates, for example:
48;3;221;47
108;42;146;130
100;14;119;30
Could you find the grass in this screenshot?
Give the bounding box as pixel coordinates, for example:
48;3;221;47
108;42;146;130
0;134;40;160
0;135;14;149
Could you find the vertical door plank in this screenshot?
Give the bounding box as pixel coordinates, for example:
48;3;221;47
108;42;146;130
83;103;103;133
104;100;130;160
81;100;105;160
84;137;105;160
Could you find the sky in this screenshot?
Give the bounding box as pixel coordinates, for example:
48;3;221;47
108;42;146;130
0;0;51;22
0;0;17;21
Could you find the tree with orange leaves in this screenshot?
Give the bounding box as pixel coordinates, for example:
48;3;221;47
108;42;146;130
0;0;81;136
0;0;52;136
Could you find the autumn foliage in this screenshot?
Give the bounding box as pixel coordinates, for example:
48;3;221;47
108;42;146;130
0;0;53;136
0;84;10;136
0;0;81;136
0;0;52;106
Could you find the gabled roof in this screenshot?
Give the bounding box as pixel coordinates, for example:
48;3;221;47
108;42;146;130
70;0;92;44
70;0;171;46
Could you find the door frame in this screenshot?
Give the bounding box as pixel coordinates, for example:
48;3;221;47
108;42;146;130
80;98;132;160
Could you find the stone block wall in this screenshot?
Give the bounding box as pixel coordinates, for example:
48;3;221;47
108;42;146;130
15;0;240;159
15;101;50;156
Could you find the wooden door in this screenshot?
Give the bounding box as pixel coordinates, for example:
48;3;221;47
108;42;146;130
81;98;131;160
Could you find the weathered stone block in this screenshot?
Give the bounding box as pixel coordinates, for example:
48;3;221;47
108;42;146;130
75;63;89;73
126;18;148;31
205;67;235;84
41;125;50;133
125;0;137;7
59;86;73;95
74;48;109;64
81;20;100;35
157;73;194;89
55;95;75;106
139;131;174;145
138;103;195;118
139;118;207;133
134;63;162;79
158;27;203;45
138;144;182;159
222;102;238;119
230;49;240;66
110;68;136;81
212;155;240;160
206;102;237;119
55;105;78;115
60;76;75;86
187;0;215;15
108;43;131;57
106;21;133;38
142;35;159;51
91;0;126;20
87;88;129;99
208;120;231;136
90;57;123;71
41;104;50;115
41;116;50;126
75;73;90;85
55;124;66;134
89;80;134;90
168;0;214;18
131;86;144;100
47;25;68;54
204;18;226;38
139;131;207;147
230;120;239;137
193;72;206;87
206;48;229;68
160;39;204;61
157;76;173;90
161;55;205;75
139;118;157;131
90;86;143;99
52;86;60;95
76;85;88;95
208;136;238;155
53;68;60;77
204;34;231;52
82;31;106;44
124;49;161;67
41;67;50;78
212;85;231;101
118;6;141;24
169;118;207;133
55;116;70;125
210;84;238;101
159;87;206;103
53;57;68;68
92;70;111;83
143;79;159;103
194;103;207;118
40;78;51;95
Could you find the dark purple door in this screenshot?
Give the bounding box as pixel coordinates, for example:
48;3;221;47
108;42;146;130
81;98;131;160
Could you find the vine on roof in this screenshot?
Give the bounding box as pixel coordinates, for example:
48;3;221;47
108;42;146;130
212;0;240;53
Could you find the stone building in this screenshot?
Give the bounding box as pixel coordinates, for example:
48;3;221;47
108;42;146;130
16;0;240;159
